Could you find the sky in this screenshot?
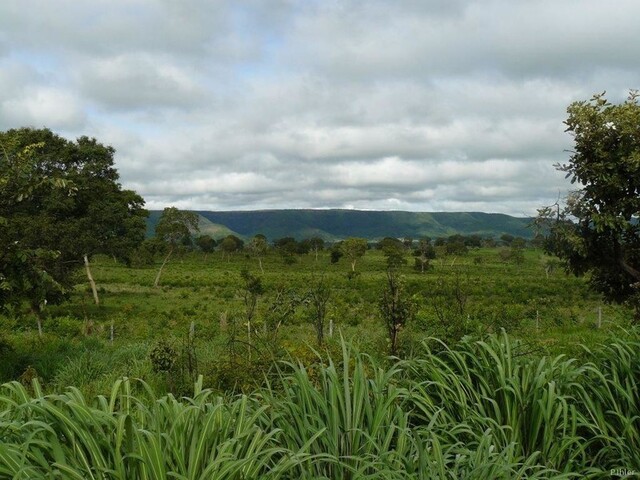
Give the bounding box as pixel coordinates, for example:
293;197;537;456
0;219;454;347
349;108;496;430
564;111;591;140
1;0;638;216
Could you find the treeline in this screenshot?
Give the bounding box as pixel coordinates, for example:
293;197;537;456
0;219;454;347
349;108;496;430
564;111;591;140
135;210;538;278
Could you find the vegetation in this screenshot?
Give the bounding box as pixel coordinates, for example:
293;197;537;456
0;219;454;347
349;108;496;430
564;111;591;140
0;128;147;331
178;210;534;241
537;91;640;318
2;106;639;476
1;331;638;478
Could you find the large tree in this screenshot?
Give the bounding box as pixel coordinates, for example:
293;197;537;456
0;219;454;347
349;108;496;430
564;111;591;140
536;92;640;317
0;128;147;324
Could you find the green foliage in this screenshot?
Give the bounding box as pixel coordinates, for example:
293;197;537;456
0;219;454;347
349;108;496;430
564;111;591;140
306;274;331;345
536;91;640;313
1;332;639;477
379;270;416;355
218;234;244;260
195;234;216;254
187;209;534;240
340;237;368;271
0;128;147;313
155;207;199;246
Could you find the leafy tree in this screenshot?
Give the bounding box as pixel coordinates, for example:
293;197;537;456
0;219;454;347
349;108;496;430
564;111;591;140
376;237;403;251
306;274;331;346
445;237;468;256
195;234;216;261
0;128;147;326
500;234;515;246
132;237;167;267
379;239;406;269
536;91;640;317
273;237;298;265
247;234;269;273
307;236;325;261
153;207;199;287
218;235;244;261
340;237;368;272
330;242;343;264
464;234;483;248
239;269;264;354
379;269;415;356
413;237;436;273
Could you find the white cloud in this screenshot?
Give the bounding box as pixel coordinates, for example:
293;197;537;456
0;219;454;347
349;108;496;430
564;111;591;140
0;0;638;215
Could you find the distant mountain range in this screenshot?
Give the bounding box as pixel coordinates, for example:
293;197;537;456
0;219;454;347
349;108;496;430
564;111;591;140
146;209;534;241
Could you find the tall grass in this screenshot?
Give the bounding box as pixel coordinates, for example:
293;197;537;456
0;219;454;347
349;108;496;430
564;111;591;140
1;330;638;478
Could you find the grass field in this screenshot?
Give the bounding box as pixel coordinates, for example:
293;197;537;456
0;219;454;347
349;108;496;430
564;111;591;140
0;246;633;396
1;246;639;477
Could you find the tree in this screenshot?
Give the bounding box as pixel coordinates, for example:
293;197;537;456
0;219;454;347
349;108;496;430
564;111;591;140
273;237;298;265
307;236;325;262
413;237;436;273
306;274;331;346
380;240;406;269
330;242;343;264
340;237;368;271
239;269;264;356
153;207;199;287
195;234;216;261
536;91;640;318
445;237;468;256
376;237;404;251
500;234;515;246
247;234;269;273
218;235;244;261
379;269;415;356
0;128;147;327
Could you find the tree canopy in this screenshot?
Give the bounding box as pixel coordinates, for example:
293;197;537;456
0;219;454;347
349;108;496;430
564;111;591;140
536;91;640;314
340;237;368;272
0;128;147;312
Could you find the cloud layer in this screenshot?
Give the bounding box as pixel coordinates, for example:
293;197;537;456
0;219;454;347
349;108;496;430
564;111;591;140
1;0;638;215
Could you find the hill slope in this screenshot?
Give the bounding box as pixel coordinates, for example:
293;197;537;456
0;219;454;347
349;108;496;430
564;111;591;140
146;209;533;241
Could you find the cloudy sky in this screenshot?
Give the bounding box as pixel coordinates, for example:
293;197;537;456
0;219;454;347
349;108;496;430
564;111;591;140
1;0;638;215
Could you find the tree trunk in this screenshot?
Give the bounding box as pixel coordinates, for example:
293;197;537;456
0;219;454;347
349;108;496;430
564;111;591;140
31;303;43;337
258;257;264;274
351;260;356;271
620;258;640;281
84;254;100;306
154;246;173;288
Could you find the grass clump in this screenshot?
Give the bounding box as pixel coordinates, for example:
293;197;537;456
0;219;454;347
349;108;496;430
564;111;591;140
1;331;639;478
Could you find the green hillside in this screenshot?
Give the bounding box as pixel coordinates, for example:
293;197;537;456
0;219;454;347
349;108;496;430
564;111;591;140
146;209;533;240
146;211;244;239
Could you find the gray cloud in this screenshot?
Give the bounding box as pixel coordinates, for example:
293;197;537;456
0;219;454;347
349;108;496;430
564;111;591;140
1;0;638;216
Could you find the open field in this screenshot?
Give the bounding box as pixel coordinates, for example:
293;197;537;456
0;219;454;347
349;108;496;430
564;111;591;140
1;247;639;477
0;247;633;396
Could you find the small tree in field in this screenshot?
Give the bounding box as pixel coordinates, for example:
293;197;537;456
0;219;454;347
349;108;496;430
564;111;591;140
340;237;368;272
239;269;264;355
219;235;244;262
248;234;269;273
307;236;325;261
306;274;331;346
379;269;415;356
414;237;436;273
195;234;216;261
154;207;199;287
